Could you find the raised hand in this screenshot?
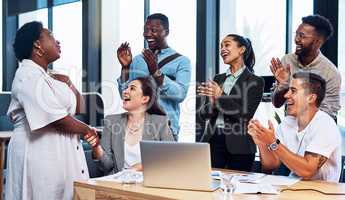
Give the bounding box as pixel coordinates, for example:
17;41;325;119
117;42;132;68
270;57;291;85
142;49;158;75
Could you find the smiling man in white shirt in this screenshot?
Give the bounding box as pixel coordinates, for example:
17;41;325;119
248;72;341;182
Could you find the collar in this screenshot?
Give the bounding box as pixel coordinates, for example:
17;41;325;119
294;51;323;68
226;66;245;78
21;59;50;77
159;47;173;55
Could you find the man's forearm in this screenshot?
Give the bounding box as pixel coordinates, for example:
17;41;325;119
121;67;130;82
273;145;317;179
272;85;289;108
258;143;280;171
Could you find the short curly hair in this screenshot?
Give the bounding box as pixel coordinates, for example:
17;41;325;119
147;13;169;30
302;15;334;41
13;21;43;62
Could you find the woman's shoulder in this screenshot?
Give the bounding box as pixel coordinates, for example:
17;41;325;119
104;113;126;122
248;72;264;83
213;73;227;82
148;114;169;122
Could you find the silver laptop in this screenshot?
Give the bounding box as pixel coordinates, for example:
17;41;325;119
140;141;220;191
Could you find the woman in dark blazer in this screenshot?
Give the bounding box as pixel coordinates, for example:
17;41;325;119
86;77;174;174
197;34;264;171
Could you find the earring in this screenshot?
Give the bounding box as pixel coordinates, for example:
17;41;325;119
36;48;45;57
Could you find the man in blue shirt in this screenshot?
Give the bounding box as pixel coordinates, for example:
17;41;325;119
116;13;191;140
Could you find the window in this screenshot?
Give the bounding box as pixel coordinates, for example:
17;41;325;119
338;1;345;129
291;0;313;52
150;0;196;142
219;0;286;76
101;0;145;115
52;2;82;91
17;3;82;91
18;9;48;28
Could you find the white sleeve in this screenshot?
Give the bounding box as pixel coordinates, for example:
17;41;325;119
18;77;68;131
275;124;284;144
305;118;341;158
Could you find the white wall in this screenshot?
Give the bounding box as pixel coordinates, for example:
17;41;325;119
101;0;144;116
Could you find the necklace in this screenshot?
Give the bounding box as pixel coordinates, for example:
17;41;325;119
126;120;144;135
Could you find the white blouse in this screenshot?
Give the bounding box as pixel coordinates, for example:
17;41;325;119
124;142;141;169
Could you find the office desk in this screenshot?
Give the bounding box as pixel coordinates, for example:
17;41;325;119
0;132;11;200
73;171;345;200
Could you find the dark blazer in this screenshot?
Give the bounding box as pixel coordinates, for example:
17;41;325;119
199;68;264;154
98;113;174;174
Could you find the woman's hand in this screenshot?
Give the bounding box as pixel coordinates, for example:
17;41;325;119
84;127;100;148
50;73;73;87
197;80;223;98
117;42;132;68
130;163;143;171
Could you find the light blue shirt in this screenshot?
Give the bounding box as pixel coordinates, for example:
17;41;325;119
215;66;245;128
117;47;191;136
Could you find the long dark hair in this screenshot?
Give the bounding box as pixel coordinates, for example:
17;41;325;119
134;76;166;116
226;34;255;72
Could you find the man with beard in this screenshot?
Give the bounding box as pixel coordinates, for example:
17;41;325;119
116;13;191;140
270;15;340;121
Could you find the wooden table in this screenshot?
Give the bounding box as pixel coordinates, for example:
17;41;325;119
0;132;11;200
74;171;345;200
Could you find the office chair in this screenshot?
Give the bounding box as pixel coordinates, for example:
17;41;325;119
0;92;13;131
340;156;345;183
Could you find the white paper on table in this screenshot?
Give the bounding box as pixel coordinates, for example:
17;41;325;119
258;175;301;186
234;183;279;194
234;173;266;184
90;170;143;184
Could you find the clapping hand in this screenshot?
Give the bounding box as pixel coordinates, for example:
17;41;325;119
117;42;132;68
197;80;223;105
270;57;291;85
142;49;159;75
197;80;223;98
248;119;276;146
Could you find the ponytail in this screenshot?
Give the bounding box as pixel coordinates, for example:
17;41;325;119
226;34;255;73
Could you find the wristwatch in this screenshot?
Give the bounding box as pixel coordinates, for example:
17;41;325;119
267;139;280;151
153;69;163;78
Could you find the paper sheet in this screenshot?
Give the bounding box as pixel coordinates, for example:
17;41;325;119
234;183;279;194
91;170;143;184
258;175;300;186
